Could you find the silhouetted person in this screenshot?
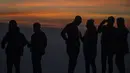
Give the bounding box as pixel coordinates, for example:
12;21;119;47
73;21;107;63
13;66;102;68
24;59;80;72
61;16;82;73
115;17;129;73
81;19;97;73
1;20;28;73
28;22;47;73
98;16;117;73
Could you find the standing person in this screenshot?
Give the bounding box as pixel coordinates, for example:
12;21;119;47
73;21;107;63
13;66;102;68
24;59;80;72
82;19;97;73
28;22;47;73
1;20;28;73
61;16;82;73
98;16;117;73
115;17;129;73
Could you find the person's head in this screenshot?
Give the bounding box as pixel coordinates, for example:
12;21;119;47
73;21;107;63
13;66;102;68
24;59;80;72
86;19;95;28
107;16;115;27
33;22;41;32
117;17;125;28
8;20;17;32
73;15;82;26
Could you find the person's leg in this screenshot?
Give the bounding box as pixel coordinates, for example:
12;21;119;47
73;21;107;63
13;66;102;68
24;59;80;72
101;52;107;73
108;53;114;73
6;55;13;73
14;56;21;73
31;53;37;73
37;55;42;73
91;57;96;73
67;45;79;73
68;53;79;73
115;53;125;73
84;55;90;73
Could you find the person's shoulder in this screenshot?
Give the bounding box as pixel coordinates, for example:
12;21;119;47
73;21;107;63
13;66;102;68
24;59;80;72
40;31;45;35
19;32;26;38
5;32;11;36
66;23;72;27
35;31;45;37
62;23;72;30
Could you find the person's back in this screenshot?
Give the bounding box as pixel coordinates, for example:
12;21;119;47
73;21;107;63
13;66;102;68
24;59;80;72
65;23;80;44
115;17;129;73
116;23;129;53
82;19;97;73
1;20;28;73
83;19;97;55
13;29;28;56
31;31;47;53
61;16;82;73
98;16;116;73
101;25;117;52
29;22;47;73
2;26;27;56
98;17;117;53
101;26;116;44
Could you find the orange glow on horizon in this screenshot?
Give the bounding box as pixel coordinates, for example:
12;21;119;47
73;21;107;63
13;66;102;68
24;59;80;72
0;0;130;28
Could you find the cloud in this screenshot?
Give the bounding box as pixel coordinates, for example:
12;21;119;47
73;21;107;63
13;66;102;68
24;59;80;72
0;0;130;27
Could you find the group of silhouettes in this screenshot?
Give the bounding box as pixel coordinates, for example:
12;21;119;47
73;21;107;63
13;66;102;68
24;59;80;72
1;21;47;73
1;15;129;73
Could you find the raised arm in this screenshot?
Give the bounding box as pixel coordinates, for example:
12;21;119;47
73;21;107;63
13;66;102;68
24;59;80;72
98;20;107;33
61;25;68;41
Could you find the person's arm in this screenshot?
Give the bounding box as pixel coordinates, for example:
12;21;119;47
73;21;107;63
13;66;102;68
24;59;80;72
22;34;29;55
125;28;129;34
22;34;29;47
95;31;98;45
1;33;8;49
29;35;33;52
125;28;129;54
43;33;47;49
97;20;107;33
61;25;68;41
39;33;47;55
79;31;83;42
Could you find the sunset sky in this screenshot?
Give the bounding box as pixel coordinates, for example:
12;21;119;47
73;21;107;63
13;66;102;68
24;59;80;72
0;0;130;27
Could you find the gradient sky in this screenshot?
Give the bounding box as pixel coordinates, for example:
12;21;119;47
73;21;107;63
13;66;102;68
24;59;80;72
0;0;130;27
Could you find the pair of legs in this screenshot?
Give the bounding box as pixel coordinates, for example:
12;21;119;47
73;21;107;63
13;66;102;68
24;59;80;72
115;52;125;73
84;55;96;73
101;51;114;73
31;53;42;73
6;54;21;73
67;43;80;73
83;44;97;73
